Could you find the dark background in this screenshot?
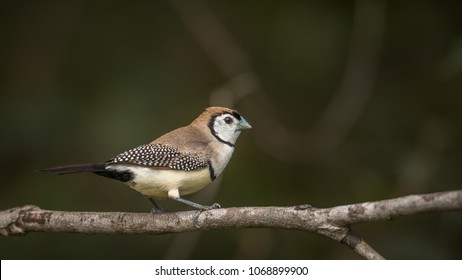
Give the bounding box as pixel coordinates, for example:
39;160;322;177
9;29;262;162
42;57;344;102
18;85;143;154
1;0;461;259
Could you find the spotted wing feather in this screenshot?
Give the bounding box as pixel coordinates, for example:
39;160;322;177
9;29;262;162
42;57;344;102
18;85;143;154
107;144;208;171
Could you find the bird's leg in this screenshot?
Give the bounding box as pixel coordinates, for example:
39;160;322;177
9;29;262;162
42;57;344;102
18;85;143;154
148;197;165;213
168;189;221;210
173;197;221;210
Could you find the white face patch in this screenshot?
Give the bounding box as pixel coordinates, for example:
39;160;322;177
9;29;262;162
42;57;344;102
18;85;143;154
212;113;242;146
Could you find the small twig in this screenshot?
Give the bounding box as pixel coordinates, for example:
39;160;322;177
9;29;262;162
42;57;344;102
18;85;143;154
1;190;461;259
341;230;385;260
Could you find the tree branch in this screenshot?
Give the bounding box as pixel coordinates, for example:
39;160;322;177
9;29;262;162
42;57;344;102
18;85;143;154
1;190;461;259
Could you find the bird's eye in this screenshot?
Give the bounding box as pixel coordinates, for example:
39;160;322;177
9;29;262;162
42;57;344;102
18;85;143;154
224;116;233;124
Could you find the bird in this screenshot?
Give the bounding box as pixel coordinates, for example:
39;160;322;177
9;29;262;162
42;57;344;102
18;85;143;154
41;106;251;212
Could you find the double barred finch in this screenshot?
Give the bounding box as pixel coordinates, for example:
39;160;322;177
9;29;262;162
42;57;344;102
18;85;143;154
41;106;251;211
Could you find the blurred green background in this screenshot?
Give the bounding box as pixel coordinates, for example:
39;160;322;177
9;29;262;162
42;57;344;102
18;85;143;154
1;0;461;259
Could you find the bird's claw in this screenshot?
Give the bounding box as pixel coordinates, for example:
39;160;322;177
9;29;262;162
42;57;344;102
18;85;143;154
192;203;220;227
150;207;165;214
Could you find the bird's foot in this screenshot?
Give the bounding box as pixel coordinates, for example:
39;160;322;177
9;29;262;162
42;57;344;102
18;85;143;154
192;203;221;227
150;207;165;214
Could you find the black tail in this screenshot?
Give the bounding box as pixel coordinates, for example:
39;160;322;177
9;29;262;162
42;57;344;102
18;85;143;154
40;163;134;182
40;163;107;175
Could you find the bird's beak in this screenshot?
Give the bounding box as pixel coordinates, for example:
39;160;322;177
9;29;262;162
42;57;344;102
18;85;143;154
238;117;252;130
